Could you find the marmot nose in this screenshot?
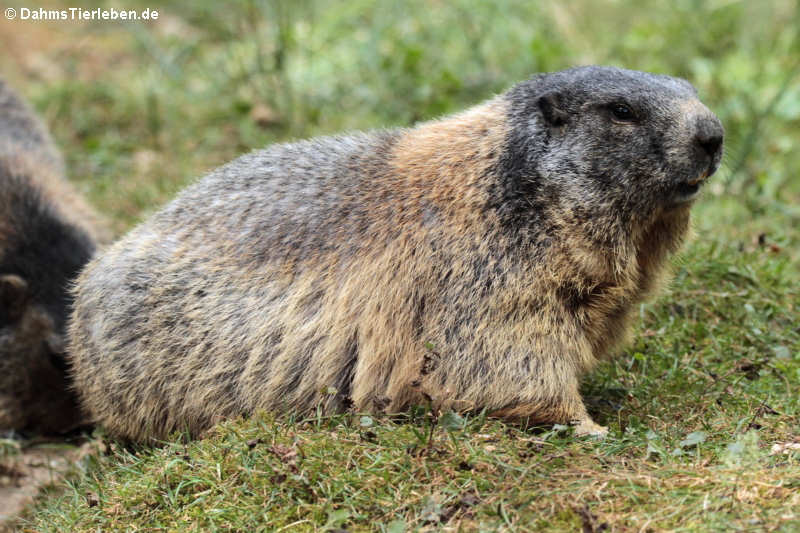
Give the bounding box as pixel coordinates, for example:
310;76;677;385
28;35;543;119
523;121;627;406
694;117;724;158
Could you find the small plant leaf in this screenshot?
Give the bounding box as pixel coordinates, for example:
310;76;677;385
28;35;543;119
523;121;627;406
324;508;350;529
646;442;663;459
722;431;761;467
440;411;465;432
419;495;442;524
386;519;406;533
679;431;707;449
772;346;790;359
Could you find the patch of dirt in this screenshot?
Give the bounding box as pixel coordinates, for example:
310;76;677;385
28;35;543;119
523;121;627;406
0;439;95;529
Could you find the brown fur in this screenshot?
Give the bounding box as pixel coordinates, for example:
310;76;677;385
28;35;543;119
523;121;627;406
0;78;109;434
0;151;110;246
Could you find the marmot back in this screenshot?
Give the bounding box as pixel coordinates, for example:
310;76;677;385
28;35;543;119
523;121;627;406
0;78;109;434
69;66;723;441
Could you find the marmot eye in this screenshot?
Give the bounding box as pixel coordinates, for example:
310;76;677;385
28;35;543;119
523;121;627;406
610;103;635;121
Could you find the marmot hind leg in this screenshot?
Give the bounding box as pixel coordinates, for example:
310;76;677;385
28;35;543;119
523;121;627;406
490;376;608;438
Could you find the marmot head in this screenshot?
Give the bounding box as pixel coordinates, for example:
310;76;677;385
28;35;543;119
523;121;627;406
0;273;84;434
500;66;724;227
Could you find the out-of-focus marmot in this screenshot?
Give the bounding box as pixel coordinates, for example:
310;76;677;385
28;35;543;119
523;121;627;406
68;66;723;441
0;77;109;434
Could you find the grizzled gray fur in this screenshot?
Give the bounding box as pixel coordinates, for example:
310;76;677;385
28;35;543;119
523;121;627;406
68;66;723;441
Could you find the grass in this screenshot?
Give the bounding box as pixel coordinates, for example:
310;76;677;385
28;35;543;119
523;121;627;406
0;0;798;531
20;210;799;531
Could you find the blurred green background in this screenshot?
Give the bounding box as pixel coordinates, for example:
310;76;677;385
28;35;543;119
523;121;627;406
1;0;798;235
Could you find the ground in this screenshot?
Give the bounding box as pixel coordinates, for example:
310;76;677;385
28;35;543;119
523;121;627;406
0;438;95;528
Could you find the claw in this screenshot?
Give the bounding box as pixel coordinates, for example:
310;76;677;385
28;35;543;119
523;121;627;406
572;418;608;438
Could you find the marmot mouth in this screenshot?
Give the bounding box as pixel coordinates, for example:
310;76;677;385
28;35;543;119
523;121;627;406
685;169;710;187
672;169;708;204
675;181;700;197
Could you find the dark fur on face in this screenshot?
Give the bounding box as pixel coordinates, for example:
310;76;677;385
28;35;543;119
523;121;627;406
496;66;722;241
68;66;723;441
0;168;96;333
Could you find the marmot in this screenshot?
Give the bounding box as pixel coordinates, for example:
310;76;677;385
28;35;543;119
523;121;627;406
0;77;109;434
69;66;723;441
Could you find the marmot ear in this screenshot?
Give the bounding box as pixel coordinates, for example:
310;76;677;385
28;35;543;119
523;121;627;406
537;91;568;127
0;274;29;324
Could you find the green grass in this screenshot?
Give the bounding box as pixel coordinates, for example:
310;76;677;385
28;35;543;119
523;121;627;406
18;208;800;531
1;0;798;530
